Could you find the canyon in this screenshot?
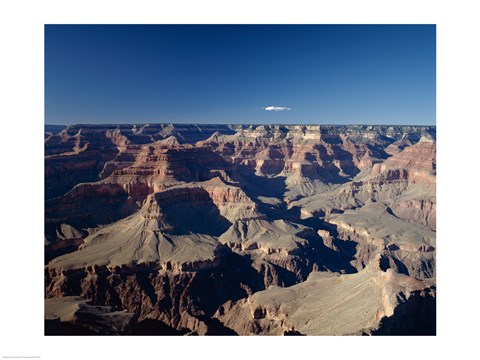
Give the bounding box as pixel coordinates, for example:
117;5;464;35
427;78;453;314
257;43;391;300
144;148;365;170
44;123;436;335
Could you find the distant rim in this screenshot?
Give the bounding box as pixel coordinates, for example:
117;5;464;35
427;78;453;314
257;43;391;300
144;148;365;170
45;123;436;127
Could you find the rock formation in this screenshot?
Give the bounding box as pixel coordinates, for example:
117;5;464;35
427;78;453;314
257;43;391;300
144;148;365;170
45;123;436;335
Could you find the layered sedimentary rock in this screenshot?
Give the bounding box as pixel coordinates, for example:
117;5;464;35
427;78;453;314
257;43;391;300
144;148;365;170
327;203;435;279
45;124;436;335
45;296;136;335
214;264;435;335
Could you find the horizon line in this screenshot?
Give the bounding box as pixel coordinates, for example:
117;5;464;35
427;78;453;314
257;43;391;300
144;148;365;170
45;122;437;127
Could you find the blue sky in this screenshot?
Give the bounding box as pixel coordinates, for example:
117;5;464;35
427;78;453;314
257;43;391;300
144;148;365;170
45;25;435;125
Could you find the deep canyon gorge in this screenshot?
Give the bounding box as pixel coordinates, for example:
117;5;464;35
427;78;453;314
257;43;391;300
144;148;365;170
44;123;436;335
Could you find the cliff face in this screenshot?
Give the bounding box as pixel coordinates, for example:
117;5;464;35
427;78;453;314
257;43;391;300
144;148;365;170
45;124;436;335
214;265;435;336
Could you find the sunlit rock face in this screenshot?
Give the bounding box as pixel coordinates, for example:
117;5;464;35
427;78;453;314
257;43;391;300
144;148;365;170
44;123;436;335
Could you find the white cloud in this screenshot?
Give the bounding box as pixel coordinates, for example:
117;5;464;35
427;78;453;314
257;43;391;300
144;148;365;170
263;106;292;111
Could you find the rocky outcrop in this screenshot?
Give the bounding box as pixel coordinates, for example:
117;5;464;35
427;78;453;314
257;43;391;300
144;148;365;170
391;198;436;230
327;203;435;279
45;123;436;335
45;148;118;200
370;137;436;185
291;138;436;228
45;296;136;335
214;264;435;335
45;251;272;335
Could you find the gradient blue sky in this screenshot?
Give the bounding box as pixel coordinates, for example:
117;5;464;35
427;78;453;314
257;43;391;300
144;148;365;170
45;25;435;125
